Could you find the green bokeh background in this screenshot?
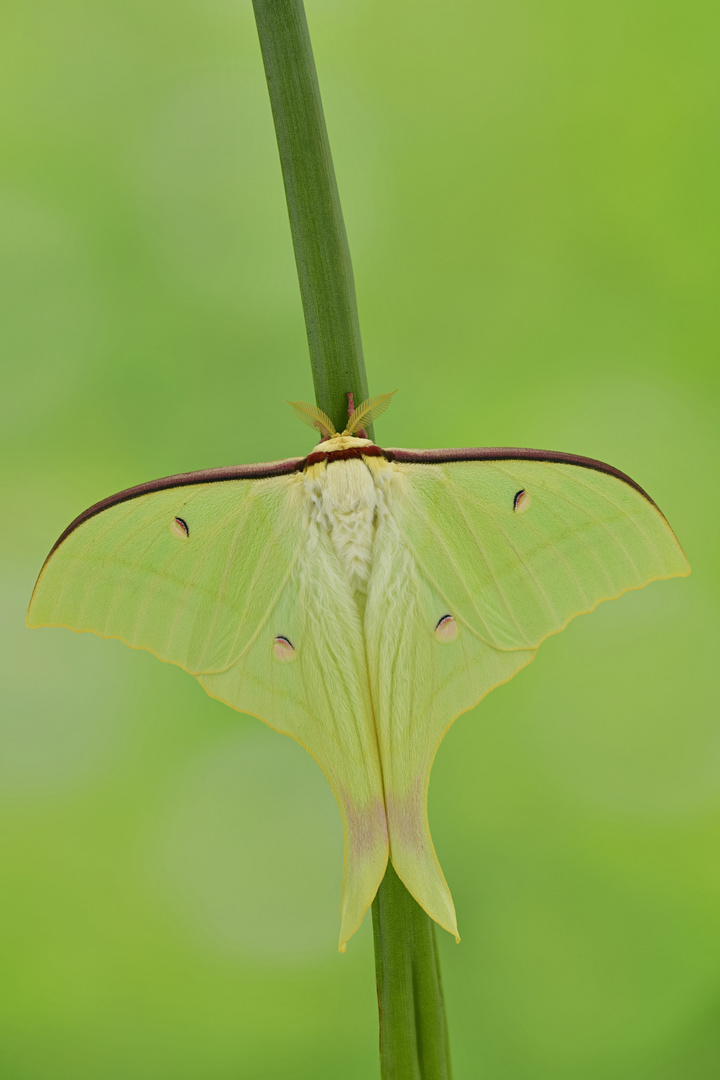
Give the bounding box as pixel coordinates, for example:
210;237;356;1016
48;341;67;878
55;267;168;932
2;1;719;1077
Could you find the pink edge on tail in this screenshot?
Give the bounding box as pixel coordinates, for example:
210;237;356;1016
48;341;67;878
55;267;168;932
384;781;460;942
336;791;389;952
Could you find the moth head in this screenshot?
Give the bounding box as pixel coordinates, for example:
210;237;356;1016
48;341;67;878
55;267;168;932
287;391;397;444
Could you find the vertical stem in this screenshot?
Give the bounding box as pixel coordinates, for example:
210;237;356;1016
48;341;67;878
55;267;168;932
252;0;371;436
252;3;451;1075
373;864;453;1080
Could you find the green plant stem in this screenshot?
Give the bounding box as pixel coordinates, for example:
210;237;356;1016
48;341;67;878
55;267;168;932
252;0;370;436
373;863;452;1080
252;2;451;1076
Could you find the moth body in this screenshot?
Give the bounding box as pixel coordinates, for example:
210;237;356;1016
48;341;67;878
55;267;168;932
305;436;388;596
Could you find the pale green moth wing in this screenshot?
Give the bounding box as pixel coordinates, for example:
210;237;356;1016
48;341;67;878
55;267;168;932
27;436;690;948
365;451;689;936
27;461;388;950
198;516;388;949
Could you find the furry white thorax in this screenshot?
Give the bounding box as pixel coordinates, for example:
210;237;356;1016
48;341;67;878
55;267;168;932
306;459;377;594
303;437;388;597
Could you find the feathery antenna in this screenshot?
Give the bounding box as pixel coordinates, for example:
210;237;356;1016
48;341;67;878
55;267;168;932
288;392;396;439
345;392;397;435
287;400;338;438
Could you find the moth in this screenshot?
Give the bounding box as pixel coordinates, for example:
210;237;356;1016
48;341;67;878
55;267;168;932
27;393;689;949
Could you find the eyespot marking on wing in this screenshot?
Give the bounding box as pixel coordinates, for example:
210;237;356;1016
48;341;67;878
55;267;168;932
273;635;296;662
172;516;189;538
513;489;531;513
434;614;458;642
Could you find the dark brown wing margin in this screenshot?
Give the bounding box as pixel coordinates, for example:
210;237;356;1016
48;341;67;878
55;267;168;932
45;456;306;560
384;446;661;511
40;445;666;564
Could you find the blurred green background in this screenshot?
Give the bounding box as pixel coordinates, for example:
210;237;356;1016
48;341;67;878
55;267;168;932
2;0;719;1076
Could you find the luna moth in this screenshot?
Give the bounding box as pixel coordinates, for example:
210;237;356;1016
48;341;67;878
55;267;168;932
27;393;689;950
